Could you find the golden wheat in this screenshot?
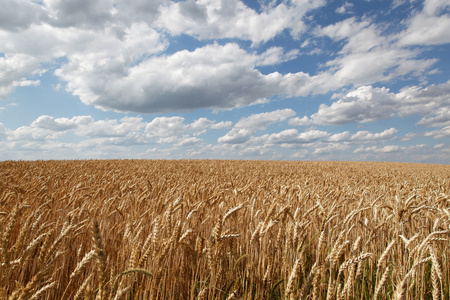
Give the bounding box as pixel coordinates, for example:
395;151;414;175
0;160;449;299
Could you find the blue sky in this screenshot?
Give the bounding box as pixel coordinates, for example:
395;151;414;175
0;0;449;163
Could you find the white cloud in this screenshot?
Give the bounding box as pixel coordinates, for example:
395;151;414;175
2;114;232;154
0;0;47;31
403;144;426;151
335;2;353;14
4;115;95;142
0;1;322;113
314;15;437;91
424;126;450;139
156;0;325;46
397;0;450;46
328;131;351;142
43;0;114;29
188;118;214;131
295;81;450;125
188;117;232;135
291;149;309;158
1;0;445;116
238;146;271;157
211;121;233;130
401;132;418;141
32;115;93;131
145;116;231;139
354;145;400;153
350;128;398;141
145;116;187;137
177;137;202;147
218;128;252;144
6;125;65;141
308;86;397;125
1;113;243;160
57;43;296;113
0;20;168;102
314;143;349;154
396;80;450;117
78;116;146;138
288;116;312;126
113;0;164;25
219;108;300;144
0;123;6;139
157;136;179;144
327;128;398;143
416;106;450;127
235;109;296;130
0;54;42;98
256;47;299;66
219;116;398;151
4;115;151;151
268;128;329;144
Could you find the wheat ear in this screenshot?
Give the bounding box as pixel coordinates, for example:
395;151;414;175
373;266;390;300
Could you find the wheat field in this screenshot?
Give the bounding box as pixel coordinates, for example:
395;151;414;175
0;160;449;299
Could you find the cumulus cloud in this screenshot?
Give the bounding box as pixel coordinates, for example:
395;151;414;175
350;128;398;141
1;114;230;155
315;16;437;90
401;133;419;141
314;143;349;154
145;117;186;137
235;109;296;130
78;117;146;137
218;108;299;144
188;118;214;131
268;128;329;144
211;121;233;130
396;80;450;117
335;2;353;14
328;131;351;142
327;128;398;143
0;20;167;100
32;115;93;131
307;86;398;125
397;0;450;46
219;109;399;150
0;0;447;116
57;43;302;113
0;54;42;98
143;116;229;139
289;81;450;126
0;1;324;111
7;125;65;141
416;107;450;127
188;118;232;135
218;128;252;144
354;145;400;153
156;0;325;45
239;146;271;157
424;126;450;139
43;0;114;29
0;0;47;31
288;116;311;126
177;137;202;147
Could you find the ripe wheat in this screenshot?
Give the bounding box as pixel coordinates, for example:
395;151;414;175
0;160;449;299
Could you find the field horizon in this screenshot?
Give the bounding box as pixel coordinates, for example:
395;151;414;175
2;158;449;165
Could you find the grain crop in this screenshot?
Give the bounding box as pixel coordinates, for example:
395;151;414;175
0;160;449;299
